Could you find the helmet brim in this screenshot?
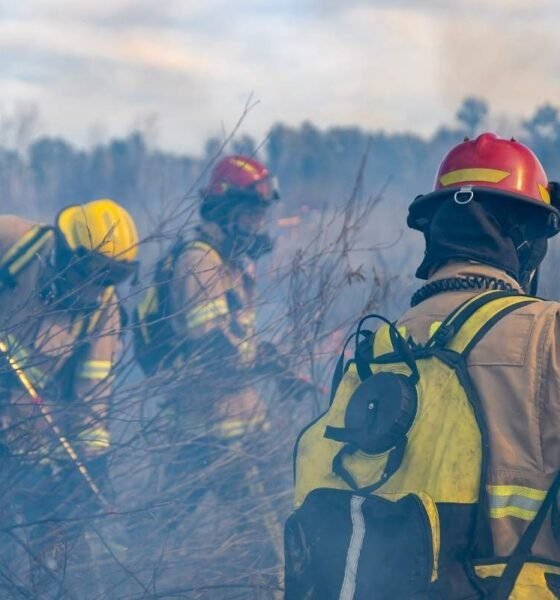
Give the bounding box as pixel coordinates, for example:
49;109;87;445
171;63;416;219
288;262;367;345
408;187;560;237
56;204;82;250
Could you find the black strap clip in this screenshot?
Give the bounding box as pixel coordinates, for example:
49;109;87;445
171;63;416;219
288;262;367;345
433;323;455;347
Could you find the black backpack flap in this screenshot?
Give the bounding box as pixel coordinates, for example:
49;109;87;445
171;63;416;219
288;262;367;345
132;296;177;376
285;488;435;600
134;238;227;376
132;243;187;375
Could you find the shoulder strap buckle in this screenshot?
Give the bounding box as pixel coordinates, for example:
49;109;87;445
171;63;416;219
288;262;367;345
432;323;456;347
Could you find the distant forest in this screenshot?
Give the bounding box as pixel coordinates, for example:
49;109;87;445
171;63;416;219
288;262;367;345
3;97;560;229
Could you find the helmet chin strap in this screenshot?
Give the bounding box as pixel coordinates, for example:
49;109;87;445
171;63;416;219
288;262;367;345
510;228;546;294
528;269;540;296
220;221;257;259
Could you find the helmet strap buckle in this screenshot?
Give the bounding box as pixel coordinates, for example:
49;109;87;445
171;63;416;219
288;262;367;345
454;186;474;205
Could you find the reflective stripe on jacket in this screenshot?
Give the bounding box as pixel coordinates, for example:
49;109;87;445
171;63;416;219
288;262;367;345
165;225;264;439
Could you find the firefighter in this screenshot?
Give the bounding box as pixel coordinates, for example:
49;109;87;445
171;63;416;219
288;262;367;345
0;199;138;595
286;134;560;599
133;155;309;567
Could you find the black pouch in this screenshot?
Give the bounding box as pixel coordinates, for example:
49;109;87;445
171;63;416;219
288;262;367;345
285;488;438;600
132;303;183;376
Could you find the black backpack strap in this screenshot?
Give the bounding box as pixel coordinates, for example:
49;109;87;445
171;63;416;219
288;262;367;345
135;237;189;337
65;285;117;361
329;331;373;405
330;432;409;495
83;286;116;338
432;292;539;358
158;237;188;284
424;291;543;582
426;290;523;349
490;472;560;600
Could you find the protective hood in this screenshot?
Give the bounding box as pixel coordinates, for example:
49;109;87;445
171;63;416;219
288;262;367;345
415;197;547;288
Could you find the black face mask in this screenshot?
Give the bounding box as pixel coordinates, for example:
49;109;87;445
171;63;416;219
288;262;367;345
416;198;520;280
416;196;549;291
217;201;272;261
246;233;274;260
220;224;255;259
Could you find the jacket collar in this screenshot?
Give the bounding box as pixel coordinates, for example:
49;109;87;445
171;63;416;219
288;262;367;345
196;221;253;270
427;261;523;293
197;221;226;248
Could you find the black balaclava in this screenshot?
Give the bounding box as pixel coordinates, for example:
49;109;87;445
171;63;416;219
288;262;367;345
416;195;548;291
200;194;273;260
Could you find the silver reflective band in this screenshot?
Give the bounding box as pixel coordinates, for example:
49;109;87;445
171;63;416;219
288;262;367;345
488;494;544;520
487;484;546;520
489;494;543;512
339;496;366;600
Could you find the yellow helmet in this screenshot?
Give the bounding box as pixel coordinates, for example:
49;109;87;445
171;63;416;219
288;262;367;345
57;199;138;263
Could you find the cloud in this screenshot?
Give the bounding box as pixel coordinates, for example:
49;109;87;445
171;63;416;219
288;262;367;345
0;18;210;74
1;1;560;152
435;7;560;124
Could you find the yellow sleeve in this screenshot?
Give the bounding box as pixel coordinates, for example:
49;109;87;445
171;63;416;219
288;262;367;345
73;292;121;438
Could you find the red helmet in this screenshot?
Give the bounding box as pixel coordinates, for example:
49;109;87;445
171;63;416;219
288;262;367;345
408;133;560;234
202;155;280;205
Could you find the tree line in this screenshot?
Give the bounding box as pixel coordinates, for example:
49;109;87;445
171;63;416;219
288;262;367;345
2;98;560;224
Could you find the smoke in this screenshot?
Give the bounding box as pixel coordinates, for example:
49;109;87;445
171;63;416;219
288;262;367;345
436;1;560;124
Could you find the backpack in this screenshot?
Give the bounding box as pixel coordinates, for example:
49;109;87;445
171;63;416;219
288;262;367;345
285;290;552;600
0;225;119;391
132;239;225;376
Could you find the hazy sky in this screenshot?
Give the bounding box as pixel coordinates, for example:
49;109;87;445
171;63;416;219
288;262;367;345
2;0;560;153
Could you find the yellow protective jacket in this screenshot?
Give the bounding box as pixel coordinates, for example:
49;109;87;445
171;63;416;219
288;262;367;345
293;262;560;598
0;215;121;461
139;222;267;440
